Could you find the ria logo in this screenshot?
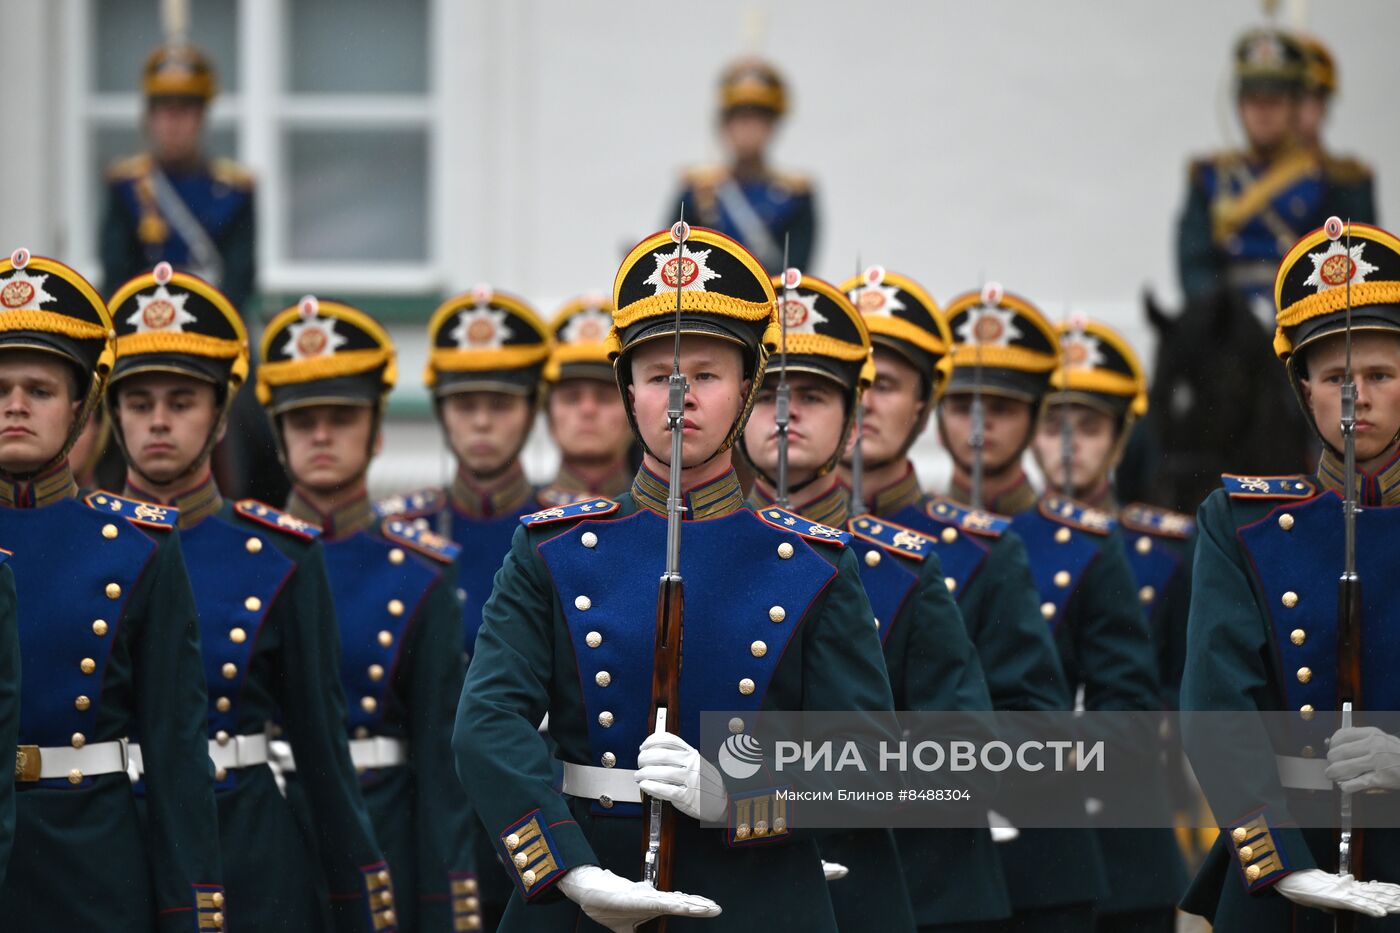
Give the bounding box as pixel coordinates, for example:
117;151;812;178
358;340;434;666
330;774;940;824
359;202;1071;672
718;732;764;780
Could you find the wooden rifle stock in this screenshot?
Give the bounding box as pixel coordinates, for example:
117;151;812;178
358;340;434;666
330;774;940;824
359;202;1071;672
639;574;684;932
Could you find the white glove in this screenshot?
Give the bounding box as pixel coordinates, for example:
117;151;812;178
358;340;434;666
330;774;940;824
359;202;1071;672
635;731;728;823
1325;726;1400;793
557;864;721;932
987;810;1020;843
1275;869;1400;917
822;860;849;882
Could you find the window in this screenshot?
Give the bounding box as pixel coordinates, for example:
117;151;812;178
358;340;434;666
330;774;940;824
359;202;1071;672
66;0;442;296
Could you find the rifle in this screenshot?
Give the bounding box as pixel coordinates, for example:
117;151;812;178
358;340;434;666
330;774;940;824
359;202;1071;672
1331;215;1362;932
848;258;870;516
971;282;1003;509
1059;312;1078;501
775;236;794;507
641;215;691;927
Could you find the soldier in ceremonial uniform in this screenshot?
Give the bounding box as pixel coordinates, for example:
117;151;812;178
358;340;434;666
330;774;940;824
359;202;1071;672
1296;34;1378;223
741;271;1005;932
105;265;395;932
1176;28;1374;321
999;314;1189;932
838;267;1095;931
453;226;896;931
0;249;225;930
257;297;477;932
379;286;552;928
670;59;816;273
1180;222;1400;928
538;296;635;508
101;38;285;507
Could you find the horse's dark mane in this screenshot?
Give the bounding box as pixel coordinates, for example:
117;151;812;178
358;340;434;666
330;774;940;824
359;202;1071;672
1137;288;1312;515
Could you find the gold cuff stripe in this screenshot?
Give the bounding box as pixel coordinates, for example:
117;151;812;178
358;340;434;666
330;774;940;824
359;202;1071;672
949;344;1058;373
0;310;109;341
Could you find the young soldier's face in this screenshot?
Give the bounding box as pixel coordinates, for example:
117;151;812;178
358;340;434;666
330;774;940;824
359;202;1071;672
114;372;221;484
747;372;847;486
280;404;377;492
1030;403;1118;495
0;351;82;474
439;391;533;477
938;393;1034;474
1300;332;1400;468
547;379;630;464
852;348;925;468
627;335;749;468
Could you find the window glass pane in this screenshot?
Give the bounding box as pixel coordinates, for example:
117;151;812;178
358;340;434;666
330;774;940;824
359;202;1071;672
285;129;427;262
93;0;240;95
286;0;427;94
92;124;239;250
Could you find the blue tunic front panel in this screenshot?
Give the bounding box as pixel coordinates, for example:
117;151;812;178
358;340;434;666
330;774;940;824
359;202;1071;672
180;515;294;745
1239;490;1400;716
537;507;837;774
0;499;154;755
1009;505;1112;632
885;503;993;602
321;531;441;734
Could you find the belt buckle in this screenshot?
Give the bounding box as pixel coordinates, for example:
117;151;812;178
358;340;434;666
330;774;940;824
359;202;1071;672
15;745;41;782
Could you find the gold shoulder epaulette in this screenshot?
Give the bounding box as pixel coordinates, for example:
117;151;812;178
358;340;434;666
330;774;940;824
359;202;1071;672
106;153;152;182
381;518;459;564
1220;474;1316;500
1322;153;1374;184
1120;502;1196;540
520;497;620;527
1038;495;1116;536
772;169;812;193
234;499;322;539
210;158;255;190
85;491;177;529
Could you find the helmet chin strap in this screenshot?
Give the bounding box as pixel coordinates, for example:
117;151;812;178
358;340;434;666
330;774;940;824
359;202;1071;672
106;384;235;493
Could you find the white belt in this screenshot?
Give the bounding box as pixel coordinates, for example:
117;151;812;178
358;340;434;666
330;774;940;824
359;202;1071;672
560;761;642;805
209;733;269;770
269;736;408;773
127;732;270;778
1277;754;1332;791
15;739;129;782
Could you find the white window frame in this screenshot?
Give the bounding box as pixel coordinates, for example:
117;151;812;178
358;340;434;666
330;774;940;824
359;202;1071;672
62;0;450;294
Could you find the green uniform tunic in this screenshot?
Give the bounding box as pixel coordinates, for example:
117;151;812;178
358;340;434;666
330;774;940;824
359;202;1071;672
289;492;476;933
133;480;392;933
753;479;1010;930
453;468;897;932
867;465;1106;927
1009;492;1187;929
1182;460;1400;931
0;467;225;932
0;558;18;888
